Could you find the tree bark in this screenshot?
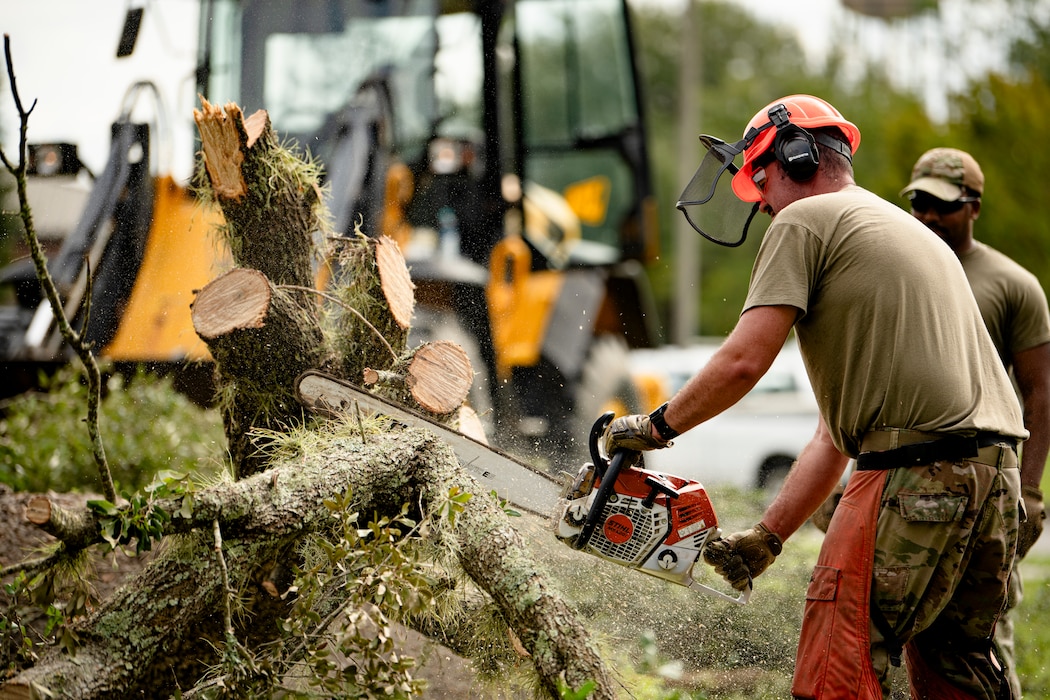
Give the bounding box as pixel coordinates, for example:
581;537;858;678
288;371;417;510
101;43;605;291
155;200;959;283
329;234;412;382
194;98;318;289
191;267;329;476
193;99;334;476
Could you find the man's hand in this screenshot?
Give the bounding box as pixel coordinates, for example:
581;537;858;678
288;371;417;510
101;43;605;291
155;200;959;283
601;414;669;455
1017;485;1046;559
702;523;783;591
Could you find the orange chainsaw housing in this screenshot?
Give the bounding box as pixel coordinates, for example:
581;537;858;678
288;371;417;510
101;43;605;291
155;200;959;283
554;459;722;590
553;412;749;603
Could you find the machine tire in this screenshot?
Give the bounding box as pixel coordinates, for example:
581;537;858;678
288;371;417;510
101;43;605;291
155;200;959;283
570;334;640;461
757;454;795;495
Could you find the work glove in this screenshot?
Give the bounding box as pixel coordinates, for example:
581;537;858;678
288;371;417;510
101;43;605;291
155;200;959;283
1017;485;1045;559
702;522;783;592
601;413;669;456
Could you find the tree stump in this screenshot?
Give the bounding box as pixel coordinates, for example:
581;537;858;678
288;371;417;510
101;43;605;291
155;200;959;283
193;98;321;289
191;267;329;477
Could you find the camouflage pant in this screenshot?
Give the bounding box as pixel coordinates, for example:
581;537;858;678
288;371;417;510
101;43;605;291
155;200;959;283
993;559;1023;699
869;453;1020;699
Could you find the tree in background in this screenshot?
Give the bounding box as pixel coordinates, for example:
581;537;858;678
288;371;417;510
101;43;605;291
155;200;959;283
632;1;815;337
630;0;1050;338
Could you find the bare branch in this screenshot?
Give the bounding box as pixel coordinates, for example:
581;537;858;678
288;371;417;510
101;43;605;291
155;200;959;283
0;35;116;503
279;284;397;362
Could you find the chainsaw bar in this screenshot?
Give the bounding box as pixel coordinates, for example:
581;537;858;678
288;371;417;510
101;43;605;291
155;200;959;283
295;370;567;517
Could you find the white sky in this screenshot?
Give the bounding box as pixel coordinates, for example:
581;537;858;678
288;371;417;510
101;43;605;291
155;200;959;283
0;0;1025;182
1;0;201;179
643;0;1027;121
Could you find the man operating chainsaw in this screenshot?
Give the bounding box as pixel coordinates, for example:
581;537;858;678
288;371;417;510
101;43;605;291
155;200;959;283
604;94;1027;699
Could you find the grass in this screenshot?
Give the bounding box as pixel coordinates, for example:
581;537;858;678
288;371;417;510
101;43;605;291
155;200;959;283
0;364;226;494
3;369;1048;698
1014;555;1050;697
525;485;810;700
530;480;1050;700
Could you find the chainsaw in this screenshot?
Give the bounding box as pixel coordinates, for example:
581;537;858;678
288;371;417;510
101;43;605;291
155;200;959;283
553;412;751;604
295;371;748;602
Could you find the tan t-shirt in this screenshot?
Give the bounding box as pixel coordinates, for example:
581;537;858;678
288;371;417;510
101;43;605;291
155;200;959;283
743;185;1026;457
960;241;1050;368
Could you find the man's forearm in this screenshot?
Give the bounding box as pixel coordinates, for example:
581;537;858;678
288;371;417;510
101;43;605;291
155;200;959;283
761;419;849;541
1013;342;1050;490
1020;409;1050;490
662;305;798;436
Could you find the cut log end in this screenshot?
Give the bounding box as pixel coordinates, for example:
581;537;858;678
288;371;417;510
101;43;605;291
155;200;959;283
408;340;473;414
25;496;52;526
191;268;272;339
374;235;415;329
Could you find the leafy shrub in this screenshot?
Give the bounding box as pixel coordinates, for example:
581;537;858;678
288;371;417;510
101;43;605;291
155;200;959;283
0;364;225;493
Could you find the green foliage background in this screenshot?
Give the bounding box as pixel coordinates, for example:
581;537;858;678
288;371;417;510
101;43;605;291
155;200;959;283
0;365;225;494
630;0;1050;339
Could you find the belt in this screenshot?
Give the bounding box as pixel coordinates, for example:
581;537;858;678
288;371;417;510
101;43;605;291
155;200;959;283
857;428;1018;471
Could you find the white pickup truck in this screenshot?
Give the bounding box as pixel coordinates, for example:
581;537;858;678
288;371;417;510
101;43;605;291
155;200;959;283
628;340;819;492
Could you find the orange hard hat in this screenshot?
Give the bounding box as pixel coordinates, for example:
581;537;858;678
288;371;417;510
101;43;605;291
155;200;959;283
731;95;861;202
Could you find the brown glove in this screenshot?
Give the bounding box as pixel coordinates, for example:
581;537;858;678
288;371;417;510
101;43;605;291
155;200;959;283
1017;485;1045;559
601;414;669;455
702;522;783;591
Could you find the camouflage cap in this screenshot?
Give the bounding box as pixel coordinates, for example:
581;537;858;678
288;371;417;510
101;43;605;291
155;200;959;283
899;147;984;202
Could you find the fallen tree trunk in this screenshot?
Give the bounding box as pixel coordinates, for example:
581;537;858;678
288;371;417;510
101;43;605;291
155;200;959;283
1;426;613;699
2;98;616;699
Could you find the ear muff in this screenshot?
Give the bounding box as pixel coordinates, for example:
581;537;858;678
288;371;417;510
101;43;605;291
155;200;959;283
772;123;820;181
764;103;855;182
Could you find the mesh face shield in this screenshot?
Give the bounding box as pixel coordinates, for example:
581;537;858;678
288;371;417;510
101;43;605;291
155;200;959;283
676;135;762;248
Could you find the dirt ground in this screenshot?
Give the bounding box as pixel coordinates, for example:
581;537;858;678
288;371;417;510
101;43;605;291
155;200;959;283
0;483;527;698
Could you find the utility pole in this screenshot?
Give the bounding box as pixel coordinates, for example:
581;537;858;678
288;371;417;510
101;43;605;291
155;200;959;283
673;0;699;345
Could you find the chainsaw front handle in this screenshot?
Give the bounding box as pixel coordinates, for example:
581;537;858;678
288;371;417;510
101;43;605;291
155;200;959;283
573;447;632;550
